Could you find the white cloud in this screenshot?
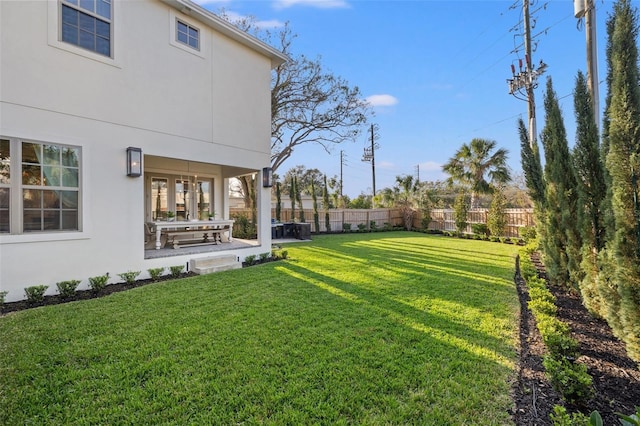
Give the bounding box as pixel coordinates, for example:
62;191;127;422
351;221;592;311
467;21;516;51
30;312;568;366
273;0;350;9
419;161;442;172
377;161;395;169
365;94;398;107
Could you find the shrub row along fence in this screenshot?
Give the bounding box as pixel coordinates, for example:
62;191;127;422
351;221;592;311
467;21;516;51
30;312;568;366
230;208;535;238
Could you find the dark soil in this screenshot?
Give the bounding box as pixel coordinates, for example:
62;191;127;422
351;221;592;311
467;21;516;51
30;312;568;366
0;272;199;315
512;252;640;425
2;254;638;425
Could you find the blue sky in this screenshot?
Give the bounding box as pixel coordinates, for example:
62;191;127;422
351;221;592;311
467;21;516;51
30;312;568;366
196;0;614;197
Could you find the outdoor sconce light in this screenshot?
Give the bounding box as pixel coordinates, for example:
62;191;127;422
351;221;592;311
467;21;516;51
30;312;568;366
262;167;273;188
126;147;142;177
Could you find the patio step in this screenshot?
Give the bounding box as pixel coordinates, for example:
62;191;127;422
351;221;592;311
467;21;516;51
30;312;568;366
190;254;242;275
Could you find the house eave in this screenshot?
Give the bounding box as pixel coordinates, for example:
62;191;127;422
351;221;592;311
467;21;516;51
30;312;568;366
159;0;289;68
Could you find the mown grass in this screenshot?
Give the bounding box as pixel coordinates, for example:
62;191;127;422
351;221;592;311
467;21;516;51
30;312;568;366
0;232;520;425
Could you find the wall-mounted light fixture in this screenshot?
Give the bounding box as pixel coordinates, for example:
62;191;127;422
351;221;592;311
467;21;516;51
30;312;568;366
126;147;142;177
262;167;273;188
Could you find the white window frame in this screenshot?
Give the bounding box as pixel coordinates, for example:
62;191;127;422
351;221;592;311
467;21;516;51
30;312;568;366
0;137;83;236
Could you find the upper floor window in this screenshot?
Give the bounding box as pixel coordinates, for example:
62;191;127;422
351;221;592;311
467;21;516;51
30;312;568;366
176;19;199;50
61;0;112;57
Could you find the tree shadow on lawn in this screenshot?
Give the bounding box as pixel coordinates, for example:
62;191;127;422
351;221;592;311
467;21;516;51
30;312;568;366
299;244;516;314
279;260;517;370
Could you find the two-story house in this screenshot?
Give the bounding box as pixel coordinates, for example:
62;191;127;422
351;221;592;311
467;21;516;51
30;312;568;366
0;0;287;302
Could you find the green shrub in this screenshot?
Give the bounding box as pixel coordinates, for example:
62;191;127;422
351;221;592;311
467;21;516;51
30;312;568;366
471;223;488;237
545;332;580;360
549;405;589;426
528;286;555;305
370;221;378;231
383;222;393;231
259;252;270;262
0;291;8;304
519;226;537;243
230;213;257;239
118;271;140;285
88;274;109;293
244;254;256;265
169;265;184;278
147;267;165;281
357;223;367;232
280;250;288;259
342;223;352;232
528;298;558;317
56;280;80;299
543;355;593;404
24;285;48;304
527;276;548;290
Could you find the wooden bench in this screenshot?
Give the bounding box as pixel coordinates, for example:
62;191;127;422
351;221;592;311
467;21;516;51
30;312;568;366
166;227;227;249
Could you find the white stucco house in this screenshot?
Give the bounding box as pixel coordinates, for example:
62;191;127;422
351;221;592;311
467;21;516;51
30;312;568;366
0;0;287;302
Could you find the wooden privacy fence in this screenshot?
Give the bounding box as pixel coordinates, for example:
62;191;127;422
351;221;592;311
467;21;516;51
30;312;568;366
427;208;535;238
229;207;534;238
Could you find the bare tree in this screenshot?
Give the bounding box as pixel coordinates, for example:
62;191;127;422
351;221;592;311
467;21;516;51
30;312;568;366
269;27;371;171
219;12;372;209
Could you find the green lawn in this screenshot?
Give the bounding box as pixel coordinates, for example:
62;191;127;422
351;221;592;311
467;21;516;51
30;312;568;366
0;232;520;425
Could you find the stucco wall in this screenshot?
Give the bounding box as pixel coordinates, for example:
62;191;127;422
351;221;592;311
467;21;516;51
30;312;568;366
0;0;275;302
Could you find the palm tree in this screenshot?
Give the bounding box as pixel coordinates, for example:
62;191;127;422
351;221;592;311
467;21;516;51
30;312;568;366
442;138;511;208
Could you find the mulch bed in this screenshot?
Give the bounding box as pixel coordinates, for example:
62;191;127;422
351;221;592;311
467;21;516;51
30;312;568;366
512;252;640;425
0;272;198;315
2;255;639;425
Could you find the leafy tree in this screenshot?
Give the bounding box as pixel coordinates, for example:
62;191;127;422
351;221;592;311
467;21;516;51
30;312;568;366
453;192;470;235
572;71;607;316
349;194;372;209
442;138;511;208
539;77;582;289
487;185;508;237
599;0;640;362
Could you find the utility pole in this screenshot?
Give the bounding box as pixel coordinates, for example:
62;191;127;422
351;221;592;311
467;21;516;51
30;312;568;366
361;124;378;197
340;150;345;199
507;0;547;148
575;0;600;130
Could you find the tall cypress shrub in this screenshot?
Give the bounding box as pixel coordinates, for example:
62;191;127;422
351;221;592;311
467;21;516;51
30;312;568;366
290;176;296;222
600;0;640;362
518;118;546;208
311;179;319;233
275;181;282;222
518;118;546;250
323;175;331;232
487;185;507;237
572;71;607;316
539;77;582;288
453;192;469;235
